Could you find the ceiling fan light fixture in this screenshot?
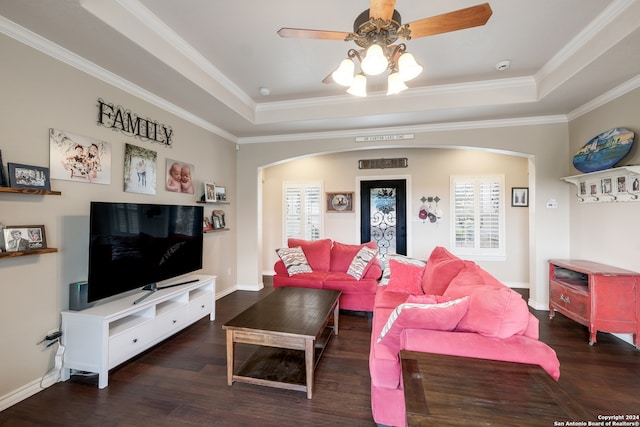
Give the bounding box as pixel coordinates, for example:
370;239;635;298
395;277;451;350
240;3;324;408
397;52;423;81
347;73;368;97
387;72;408;95
361;44;388;76
332;58;356;86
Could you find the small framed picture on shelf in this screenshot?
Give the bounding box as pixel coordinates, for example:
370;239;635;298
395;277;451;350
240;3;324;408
2;225;47;252
214;185;227;202
7;163;51;191
511;187;528;207
203;217;213;232
212;210;225;229
204;182;216;202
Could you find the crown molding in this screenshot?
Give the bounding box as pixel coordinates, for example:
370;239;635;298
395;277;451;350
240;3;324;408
567;74;640;121
0;15;237;143
237;115;568;145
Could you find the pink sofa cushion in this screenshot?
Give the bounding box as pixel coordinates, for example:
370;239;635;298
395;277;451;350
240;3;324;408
275;246;312;275
379;254;425;286
422;246;466;295
385;259;425;295
323;272;378;294
377;296;470;351
444;285;529;339
288;238;332;271
346;245;379;280
330;241;377;272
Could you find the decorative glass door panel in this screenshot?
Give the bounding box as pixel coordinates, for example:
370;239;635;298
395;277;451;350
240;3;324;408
360;180;407;262
370;187;397;260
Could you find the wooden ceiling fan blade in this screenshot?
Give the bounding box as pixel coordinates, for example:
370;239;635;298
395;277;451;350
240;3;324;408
406;3;492;39
369;0;396;21
277;27;350;41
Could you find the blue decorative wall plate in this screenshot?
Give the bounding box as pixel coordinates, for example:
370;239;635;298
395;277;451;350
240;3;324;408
573;128;634;173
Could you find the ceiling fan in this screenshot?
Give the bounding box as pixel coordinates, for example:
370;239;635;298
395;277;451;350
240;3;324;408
277;1;493;96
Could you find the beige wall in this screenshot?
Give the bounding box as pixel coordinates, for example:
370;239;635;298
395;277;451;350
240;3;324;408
237;123;572;310
568;88;640;271
0;34;236;404
262;148;530;285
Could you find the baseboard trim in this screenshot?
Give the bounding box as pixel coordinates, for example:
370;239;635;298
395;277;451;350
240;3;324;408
0;370;59;412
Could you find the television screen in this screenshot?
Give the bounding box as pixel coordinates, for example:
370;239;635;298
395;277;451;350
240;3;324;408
88;202;204;303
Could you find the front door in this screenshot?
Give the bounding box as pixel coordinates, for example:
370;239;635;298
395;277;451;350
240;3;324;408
360;179;407;261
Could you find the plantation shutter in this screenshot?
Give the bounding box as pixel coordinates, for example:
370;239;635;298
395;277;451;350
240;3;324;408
451;175;504;258
283;181;322;243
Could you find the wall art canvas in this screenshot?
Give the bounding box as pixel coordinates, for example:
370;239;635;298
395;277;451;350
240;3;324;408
124;143;157;195
49;128;111;184
165;158;194;194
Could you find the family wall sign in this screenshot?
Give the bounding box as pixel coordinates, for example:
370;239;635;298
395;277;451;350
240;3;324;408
97;98;173;146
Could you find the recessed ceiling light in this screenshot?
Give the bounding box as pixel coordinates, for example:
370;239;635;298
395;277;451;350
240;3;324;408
496;60;511;71
259;87;270;96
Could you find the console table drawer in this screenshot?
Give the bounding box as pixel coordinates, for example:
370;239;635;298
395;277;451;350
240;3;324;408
155;305;189;340
549;281;589;321
189;293;214;323
109;321;155;367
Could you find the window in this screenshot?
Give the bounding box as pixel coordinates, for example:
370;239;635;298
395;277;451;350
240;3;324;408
450;175;505;259
283;181;322;243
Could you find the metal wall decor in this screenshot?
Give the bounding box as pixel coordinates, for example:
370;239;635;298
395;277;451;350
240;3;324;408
358;158;408;169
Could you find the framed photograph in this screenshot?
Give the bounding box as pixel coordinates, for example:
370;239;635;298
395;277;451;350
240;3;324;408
204;182;216;202
7;163;51;190
0;149;6;187
214;185;227;202
326;192;354;212
212;210;226;229
203;216;213;232
511;187;528;207
2;225;47;252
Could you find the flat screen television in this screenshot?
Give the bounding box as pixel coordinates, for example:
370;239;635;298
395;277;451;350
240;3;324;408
88;201;204;303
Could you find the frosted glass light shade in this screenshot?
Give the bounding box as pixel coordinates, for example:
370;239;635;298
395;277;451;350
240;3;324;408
387;72;408;95
398;52;423;81
332;58;355;87
361;44;388;76
347;74;367;97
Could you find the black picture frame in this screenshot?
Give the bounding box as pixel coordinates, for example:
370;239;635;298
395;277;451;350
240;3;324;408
511;187;529;207
7;163;51;190
0;149;6;187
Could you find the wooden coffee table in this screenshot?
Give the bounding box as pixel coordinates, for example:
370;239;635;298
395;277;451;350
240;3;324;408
223;287;340;399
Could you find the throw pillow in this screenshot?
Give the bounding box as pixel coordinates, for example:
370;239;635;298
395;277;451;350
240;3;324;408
379;254;426;286
421;247;465;295
330;241;377;272
346;245;379;280
377;296;470;351
276;246;312;276
287;238;332;271
385;259;425;294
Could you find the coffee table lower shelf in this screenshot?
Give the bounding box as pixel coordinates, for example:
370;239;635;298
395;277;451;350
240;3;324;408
229;325;334;397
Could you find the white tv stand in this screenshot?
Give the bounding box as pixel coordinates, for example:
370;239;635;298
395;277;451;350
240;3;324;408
61;274;215;388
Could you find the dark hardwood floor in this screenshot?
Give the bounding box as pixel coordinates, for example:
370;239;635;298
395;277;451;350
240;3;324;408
1;284;639;426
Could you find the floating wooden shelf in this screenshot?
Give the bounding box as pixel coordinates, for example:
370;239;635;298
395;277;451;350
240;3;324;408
0;187;61;196
204;228;230;233
197;200;230;205
0;248;58;258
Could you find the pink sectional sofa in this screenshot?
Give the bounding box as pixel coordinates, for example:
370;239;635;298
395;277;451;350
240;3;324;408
273;238;383;312
369;247;561;427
